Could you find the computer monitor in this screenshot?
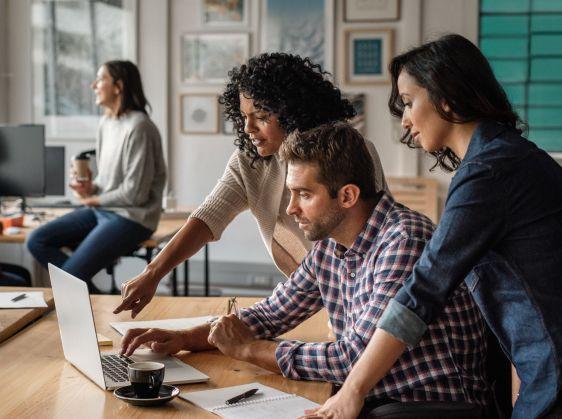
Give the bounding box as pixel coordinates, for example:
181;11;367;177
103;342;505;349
45;146;66;196
0;125;46;198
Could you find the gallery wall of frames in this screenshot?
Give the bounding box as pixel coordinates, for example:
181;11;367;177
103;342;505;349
178;0;400;137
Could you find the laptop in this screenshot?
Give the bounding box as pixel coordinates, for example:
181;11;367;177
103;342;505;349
48;263;209;390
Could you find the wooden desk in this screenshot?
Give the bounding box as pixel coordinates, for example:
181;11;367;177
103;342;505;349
0;295;332;418
0;287;54;344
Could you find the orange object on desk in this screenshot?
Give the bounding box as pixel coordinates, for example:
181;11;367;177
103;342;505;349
0;215;24;229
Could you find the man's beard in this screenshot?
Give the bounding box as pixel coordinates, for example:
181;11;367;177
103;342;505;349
300;207;345;241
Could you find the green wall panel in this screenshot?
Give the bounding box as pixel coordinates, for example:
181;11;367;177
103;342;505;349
531;35;562;56
503;84;526;105
532;0;562;12
480;1;562;152
531;15;562;32
481;38;528;58
527;107;562;127
529;129;562;151
531;58;562;81
529;84;562;105
481;16;528;36
481;0;529;13
490;59;528;82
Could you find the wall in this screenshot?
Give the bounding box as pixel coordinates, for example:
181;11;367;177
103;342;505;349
0;0;7;122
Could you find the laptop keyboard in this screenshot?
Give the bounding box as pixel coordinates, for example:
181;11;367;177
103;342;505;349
101;354;134;383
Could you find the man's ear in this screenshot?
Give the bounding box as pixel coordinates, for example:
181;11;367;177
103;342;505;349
338;184;360;208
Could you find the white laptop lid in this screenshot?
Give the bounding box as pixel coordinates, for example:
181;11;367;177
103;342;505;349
48;264;209;390
48;263;106;389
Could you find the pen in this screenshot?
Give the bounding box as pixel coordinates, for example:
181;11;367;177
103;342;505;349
11;293;27;302
225;388;259;405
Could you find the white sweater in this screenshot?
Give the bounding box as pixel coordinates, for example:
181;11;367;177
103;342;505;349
94;111;167;231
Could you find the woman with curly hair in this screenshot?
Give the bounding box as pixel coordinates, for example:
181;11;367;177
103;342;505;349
114;53;387;316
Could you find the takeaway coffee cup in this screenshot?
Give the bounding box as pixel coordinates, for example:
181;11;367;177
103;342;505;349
128;362;165;398
72;154;90;182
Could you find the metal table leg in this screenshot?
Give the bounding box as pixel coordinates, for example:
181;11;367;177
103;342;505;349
204;244;209;296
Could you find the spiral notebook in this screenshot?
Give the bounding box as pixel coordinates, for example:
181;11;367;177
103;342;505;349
180;382;319;419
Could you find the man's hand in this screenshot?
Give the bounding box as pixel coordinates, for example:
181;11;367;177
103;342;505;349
114;270;160;318
299;385;365;419
207;314;255;359
120;328;187;356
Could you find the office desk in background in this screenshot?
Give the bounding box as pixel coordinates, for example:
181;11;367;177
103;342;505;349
0;295;332;418
0;207;211;296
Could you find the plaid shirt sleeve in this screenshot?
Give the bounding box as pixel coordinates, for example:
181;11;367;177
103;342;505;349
275;236;428;384
239;248;324;339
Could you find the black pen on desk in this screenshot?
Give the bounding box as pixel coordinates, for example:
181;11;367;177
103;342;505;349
225;388;259;405
11;293;27;302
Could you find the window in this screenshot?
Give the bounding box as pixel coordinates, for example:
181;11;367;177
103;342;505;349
479;0;562;153
32;0;136;139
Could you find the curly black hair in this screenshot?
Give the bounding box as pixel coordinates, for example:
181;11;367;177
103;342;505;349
220;53;356;165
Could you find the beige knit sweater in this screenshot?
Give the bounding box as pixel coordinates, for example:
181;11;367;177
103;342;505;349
190;141;387;277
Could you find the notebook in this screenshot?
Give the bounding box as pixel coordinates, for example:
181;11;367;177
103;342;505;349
110;315;214;335
180;382;319;419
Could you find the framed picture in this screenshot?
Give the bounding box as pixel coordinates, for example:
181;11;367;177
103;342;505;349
261;0;334;73
345;29;393;85
181;33;250;84
344;0;400;22
219;103;236;135
201;0;249;27
343;92;366;136
180;94;219;134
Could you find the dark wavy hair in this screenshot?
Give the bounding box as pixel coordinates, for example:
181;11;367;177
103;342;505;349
388;34;523;172
220;53;356;165
104;60;151;117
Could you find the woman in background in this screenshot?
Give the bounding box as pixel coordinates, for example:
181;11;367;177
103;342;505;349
27;60;166;293
114;53;387;317
306;34;562;419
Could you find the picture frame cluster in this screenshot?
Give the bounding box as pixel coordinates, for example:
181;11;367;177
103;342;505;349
180;0;249;135
180;0;401;135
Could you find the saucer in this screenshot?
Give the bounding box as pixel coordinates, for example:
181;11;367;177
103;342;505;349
114;384;180;407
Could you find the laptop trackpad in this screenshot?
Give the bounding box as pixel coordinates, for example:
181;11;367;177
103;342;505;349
129;349;209;384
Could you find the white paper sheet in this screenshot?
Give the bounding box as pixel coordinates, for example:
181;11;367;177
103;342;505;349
0;291;48;309
110;315;214;335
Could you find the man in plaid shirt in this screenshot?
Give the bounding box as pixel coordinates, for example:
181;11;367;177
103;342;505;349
121;122;489;407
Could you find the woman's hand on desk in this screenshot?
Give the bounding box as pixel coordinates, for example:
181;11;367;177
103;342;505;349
113;270;159;318
120;328;187;356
